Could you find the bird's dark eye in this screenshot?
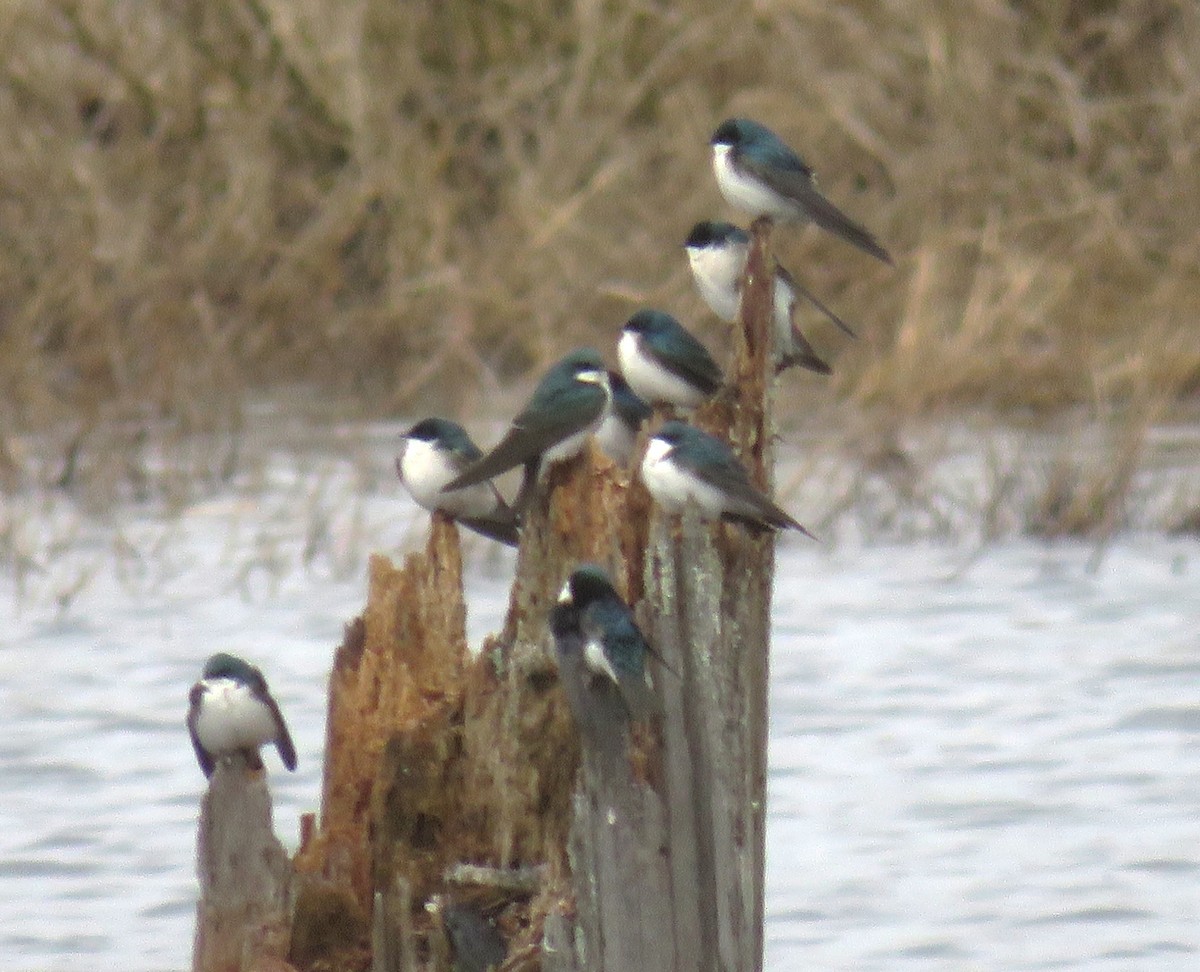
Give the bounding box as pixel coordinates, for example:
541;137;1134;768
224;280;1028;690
712;120;738;145
407;419;440;440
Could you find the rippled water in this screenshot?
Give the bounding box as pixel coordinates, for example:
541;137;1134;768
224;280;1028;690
2;422;1198;971
767;541;1199;971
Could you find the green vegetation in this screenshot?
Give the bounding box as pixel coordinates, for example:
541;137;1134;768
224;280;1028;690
2;0;1198;443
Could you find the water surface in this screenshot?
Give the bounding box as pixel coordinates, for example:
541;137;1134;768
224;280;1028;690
1;422;1197;971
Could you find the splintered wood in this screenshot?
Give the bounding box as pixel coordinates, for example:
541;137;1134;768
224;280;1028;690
199;226;778;972
287;451;647;971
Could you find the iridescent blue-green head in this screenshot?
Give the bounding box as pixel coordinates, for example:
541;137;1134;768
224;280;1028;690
565;564;659;720
202;652;260;685
403;417;482;462
551;563;614;638
711;117;809;171
624;309;690;344
522;348;611;427
550;563;613;651
537;348;608;395
559;563;620;609
651;420;728;465
710;117;893;263
189;652;297;778
684;220;749;251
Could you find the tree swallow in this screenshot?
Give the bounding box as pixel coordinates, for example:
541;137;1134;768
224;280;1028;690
595;370;652;466
684;220;858;375
549;564;658;723
396;418;520;546
641;420;814;537
187;652;297;778
443;349;611;502
709;118;893;264
617;309;723;409
441;900;507;972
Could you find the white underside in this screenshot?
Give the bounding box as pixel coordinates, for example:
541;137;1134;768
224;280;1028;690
617;332;708;409
193;679;278;755
772;276;799;349
399;439;501;518
712;144;802;223
686;244;744;322
583;637;619;685
542;423;599;467
689;238;796;358
594;412;637;465
641;439;725;519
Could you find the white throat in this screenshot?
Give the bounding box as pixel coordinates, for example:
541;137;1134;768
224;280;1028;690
400;438;500;518
687;243;746;322
618;332;709;409
711;143;795;221
193;678;278;754
640;438;726;518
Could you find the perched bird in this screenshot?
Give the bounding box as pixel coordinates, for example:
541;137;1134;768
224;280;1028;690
595;370;652;466
641;420;814;537
396;418;520;546
443;349;611;506
684;220;857;375
441;901;508;972
187;653;297;778
550;564;659;725
617;309;723;409
709;118;892;264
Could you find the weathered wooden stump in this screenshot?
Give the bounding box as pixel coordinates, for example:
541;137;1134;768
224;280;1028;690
193;756;295;972
193;222;781;972
548;218;777;972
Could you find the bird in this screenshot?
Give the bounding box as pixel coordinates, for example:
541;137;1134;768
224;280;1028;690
396;418;520;546
617;309;723;409
594;370;652;466
549;564;659;724
640;420;815;537
441;901;508;972
684;220;857;375
442;349;611;506
187;653;297;778
709;118;893;264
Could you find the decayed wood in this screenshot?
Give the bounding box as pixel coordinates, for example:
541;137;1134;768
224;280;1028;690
285;453;634;971
289;516;469;970
553;219;777;972
192;756;295;972
197;224;778;972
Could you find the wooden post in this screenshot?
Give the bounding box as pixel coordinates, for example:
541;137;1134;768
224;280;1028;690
192;756;295;972
550;219;777;972
195;225;779;972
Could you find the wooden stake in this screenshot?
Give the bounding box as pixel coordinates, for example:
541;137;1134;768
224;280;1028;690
192;757;295;972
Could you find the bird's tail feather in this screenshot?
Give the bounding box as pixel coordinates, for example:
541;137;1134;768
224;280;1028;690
804;189;893;265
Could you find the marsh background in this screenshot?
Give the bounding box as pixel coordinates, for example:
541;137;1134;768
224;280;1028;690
3;1;1198;453
2;1;1200;970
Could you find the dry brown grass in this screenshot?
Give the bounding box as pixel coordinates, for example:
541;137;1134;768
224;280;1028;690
2;0;1198;445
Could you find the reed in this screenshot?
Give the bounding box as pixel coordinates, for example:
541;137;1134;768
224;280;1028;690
1;0;1197;440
